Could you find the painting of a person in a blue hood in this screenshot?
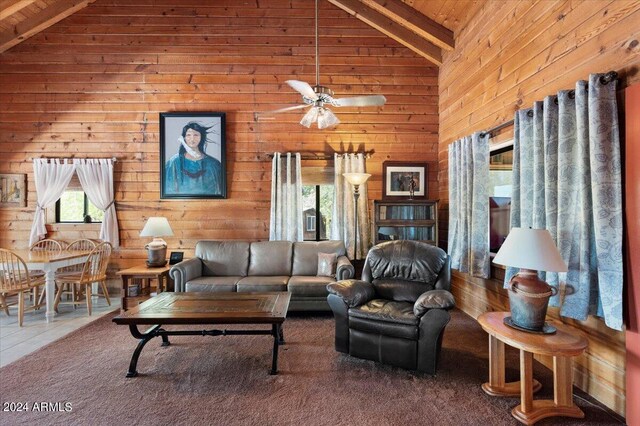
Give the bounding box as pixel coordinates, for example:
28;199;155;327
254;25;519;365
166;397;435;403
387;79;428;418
164;121;223;197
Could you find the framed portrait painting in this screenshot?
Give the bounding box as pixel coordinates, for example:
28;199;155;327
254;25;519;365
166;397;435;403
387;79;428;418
160;112;226;199
0;173;27;207
382;161;428;200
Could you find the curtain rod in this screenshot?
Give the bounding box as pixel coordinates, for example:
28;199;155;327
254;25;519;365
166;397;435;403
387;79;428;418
265;151;373;161
480;71;619;138
30;157;118;162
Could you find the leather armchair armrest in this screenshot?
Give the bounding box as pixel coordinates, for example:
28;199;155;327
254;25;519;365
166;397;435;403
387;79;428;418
413;289;455;317
169;258;202;292
327;279;375;308
336;255;355;280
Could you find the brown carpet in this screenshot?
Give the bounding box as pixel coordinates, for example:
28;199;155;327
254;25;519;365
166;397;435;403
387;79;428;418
0;310;623;425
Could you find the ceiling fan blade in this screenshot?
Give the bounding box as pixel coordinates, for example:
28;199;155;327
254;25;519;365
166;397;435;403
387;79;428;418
269;104;311;114
286;80;318;100
331;95;387;107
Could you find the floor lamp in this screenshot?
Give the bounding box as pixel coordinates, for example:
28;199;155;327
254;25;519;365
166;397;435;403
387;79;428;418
343;173;371;260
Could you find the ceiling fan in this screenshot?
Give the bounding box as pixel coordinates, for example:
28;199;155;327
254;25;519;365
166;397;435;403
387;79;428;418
270;0;386;129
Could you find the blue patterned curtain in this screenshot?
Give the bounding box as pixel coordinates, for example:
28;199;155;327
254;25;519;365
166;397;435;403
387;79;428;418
507;73;623;330
448;132;490;278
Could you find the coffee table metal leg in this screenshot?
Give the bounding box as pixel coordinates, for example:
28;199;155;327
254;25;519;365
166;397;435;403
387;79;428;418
278;324;285;345
158;328;171;346
270;323;280;375
126;324;161;378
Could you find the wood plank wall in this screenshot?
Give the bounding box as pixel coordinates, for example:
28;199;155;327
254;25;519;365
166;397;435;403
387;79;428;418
438;0;640;417
0;0;438;271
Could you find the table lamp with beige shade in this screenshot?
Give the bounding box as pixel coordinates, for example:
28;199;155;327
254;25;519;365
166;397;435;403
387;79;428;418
492;227;568;334
140;217;174;267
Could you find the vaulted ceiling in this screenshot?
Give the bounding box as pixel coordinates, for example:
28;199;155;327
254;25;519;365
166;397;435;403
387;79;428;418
0;0;481;62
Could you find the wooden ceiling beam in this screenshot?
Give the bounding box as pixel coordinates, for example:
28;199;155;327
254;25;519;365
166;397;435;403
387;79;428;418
327;0;442;66
0;0;37;21
360;0;454;50
0;0;95;53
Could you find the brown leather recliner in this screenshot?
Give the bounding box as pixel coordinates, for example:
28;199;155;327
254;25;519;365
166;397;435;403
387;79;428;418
327;240;454;375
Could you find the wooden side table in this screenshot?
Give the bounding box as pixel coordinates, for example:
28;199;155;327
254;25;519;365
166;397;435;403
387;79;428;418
478;311;588;425
117;264;173;311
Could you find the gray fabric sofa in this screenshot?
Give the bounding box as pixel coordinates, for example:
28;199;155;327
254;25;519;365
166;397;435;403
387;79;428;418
169;240;354;311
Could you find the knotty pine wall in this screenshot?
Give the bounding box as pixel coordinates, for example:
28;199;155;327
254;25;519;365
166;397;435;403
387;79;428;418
0;1;438;271
437;0;640;417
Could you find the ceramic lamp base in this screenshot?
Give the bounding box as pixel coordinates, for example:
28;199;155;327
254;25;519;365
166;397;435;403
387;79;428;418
503;316;557;335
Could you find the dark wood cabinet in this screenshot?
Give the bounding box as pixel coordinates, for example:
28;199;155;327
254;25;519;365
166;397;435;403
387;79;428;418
373;200;438;246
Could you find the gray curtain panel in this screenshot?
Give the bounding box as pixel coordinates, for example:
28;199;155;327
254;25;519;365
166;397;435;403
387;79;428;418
507;73;623;330
448;132;490;278
269;152;303;242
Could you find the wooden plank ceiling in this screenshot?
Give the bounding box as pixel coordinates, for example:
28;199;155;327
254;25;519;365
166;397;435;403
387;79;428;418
0;0;475;64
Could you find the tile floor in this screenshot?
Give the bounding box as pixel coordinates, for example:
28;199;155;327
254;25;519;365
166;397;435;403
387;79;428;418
0;296;119;367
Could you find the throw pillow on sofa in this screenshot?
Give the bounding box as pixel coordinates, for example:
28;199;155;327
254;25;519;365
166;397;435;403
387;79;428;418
317;252;338;277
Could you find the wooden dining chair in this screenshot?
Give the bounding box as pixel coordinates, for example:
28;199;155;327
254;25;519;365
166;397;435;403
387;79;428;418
0;249;47;326
54;242;112;315
56;239;99;304
29;238;64;307
29;239;64;254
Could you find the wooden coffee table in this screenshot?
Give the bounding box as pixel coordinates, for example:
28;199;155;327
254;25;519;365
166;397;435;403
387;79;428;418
112;292;291;377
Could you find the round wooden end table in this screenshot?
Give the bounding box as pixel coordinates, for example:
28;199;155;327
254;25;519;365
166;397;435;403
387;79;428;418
478;311;588;425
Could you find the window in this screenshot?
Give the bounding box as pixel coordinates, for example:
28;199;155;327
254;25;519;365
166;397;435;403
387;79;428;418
306;215;316;232
302;184;333;241
489;144;513;253
56;190;103;223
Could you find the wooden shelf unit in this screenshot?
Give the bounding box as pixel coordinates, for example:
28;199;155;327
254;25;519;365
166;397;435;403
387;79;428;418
374;200;438;246
117;264;173;312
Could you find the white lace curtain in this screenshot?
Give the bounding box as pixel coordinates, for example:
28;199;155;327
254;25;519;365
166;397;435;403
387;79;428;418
331;153;371;259
74;159;119;247
29;159;76;245
29;158;119;248
269;152;303;241
447;133;490;278
507;73;623;330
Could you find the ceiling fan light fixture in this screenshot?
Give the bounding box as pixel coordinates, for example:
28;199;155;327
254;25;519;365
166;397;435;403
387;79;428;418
300;107;319;128
317;107;340;129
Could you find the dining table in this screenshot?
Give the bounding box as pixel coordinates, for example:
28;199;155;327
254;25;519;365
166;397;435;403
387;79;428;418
11;249;92;323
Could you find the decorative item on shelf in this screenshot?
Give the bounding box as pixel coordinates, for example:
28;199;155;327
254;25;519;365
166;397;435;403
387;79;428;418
169;251;184;265
492;227;568;334
83;214;92;223
378;226;398;241
343;172;371;260
140;217;174;267
382;161;428;200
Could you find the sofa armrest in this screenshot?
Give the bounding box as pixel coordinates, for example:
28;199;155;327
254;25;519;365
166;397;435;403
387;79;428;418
336;255;355;280
327;279;375;308
413;289;455;317
169;258;203;292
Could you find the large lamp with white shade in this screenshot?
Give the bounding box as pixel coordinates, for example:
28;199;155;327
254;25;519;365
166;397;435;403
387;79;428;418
492;227;568;334
140;217;174;267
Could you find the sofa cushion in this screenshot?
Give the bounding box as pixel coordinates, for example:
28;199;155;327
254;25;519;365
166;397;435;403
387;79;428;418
236;276;289;292
248;241;292;276
288;276;335;297
185;276;242;292
372;278;435;303
317;252;337;277
349;299;418;326
368;241;446;285
196;241;250;277
292;240;346;276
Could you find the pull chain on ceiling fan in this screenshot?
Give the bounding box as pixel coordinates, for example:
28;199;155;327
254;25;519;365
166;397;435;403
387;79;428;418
270;0;387;129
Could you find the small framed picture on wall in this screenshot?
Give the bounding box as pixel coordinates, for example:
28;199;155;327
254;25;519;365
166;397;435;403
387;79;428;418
160;112;226;199
382;161;428;200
